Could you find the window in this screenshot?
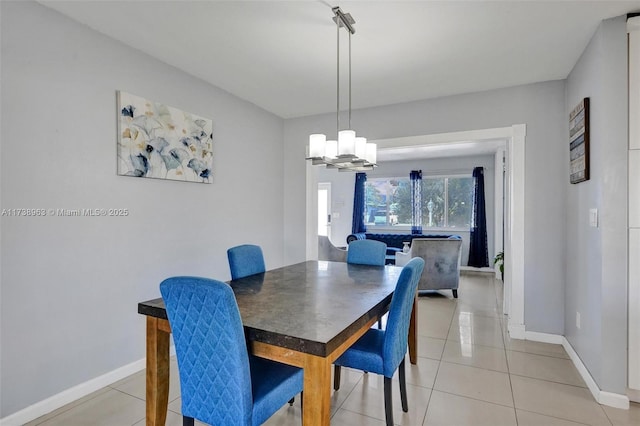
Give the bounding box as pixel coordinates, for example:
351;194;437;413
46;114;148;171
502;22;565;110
364;175;473;229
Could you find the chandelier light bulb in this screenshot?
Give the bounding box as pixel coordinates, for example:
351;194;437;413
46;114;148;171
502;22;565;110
338;130;356;156
309;134;327;158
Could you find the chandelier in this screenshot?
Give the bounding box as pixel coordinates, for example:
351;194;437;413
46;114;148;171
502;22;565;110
306;6;376;172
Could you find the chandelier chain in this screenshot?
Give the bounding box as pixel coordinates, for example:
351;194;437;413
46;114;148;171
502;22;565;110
349;31;352;129
337;17;340;136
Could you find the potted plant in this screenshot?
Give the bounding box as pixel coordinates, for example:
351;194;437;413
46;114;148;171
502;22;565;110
493;251;504;280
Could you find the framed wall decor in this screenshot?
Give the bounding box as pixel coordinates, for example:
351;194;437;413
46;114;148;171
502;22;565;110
569;97;590;184
117;91;213;183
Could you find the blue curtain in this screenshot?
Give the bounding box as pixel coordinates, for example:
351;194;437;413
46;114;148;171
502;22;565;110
469;167;489;267
410;170;422;234
352;172;367;234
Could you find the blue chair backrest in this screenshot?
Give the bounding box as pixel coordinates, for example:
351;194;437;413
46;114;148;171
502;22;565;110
227;244;266;280
382;257;425;377
347;239;387;266
160;276;253;425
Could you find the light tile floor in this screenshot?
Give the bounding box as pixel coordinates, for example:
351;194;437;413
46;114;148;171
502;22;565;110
26;271;640;426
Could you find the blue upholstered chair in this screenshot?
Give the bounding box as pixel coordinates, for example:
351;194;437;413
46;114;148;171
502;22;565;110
227;244;297;406
348;239;388;328
227;244;266;280
333;257;425;426
160;276;304;426
347;239;387;266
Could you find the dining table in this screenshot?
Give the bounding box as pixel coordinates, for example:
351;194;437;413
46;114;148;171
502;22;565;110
138;260;419;426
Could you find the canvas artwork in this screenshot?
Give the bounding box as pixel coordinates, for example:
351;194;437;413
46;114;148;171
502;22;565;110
569;97;589;184
117;91;213;183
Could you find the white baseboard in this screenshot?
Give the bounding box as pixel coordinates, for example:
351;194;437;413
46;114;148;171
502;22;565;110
0;359;145;426
524;330;564;344
0;347;176;426
508;322;526;339
460;266;495;273
560;337;629;409
628;388;640;403
599;391;630;409
518;332;630;410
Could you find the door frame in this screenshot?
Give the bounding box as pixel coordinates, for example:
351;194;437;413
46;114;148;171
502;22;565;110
317;182;332;238
305;124;527;337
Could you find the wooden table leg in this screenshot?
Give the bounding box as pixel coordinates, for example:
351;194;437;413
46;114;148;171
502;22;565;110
302;354;332;426
408;295;418;364
146;317;170;426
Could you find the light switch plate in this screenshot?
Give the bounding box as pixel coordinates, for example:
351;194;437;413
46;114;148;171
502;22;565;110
589;208;598;227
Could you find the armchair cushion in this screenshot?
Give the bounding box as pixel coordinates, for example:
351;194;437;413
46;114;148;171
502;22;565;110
410;238;463;292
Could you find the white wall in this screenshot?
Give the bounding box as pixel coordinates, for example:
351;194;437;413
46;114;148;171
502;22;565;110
285;80;567;335
565;15;629;395
317;154;496;267
0;1;285;417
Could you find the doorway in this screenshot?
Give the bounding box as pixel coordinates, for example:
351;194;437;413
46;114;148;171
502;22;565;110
318;183;331;237
305;124;526;338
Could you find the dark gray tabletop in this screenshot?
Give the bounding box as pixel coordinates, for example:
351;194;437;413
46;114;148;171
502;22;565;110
139;260;403;357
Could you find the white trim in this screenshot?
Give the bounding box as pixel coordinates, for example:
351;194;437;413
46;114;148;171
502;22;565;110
521;332;630;409
524;330;564;345
494;148;505;281
0;360;144;426
560;337;629;410
628;388;640;403
508;323;526;340
628;14;640;395
508;124;526;335
374;127;517;148
308;125;527;336
0;347;177;425
599;392;630;410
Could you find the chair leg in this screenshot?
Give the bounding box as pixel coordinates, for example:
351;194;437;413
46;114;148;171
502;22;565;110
452;289;458;298
183;416;194;426
333;365;341;390
288;397;295;406
398;358;408;412
377;317;383;329
384;376;394;426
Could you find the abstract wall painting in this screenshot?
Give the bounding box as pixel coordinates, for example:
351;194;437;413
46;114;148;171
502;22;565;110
117;91;213;183
569;97;590;184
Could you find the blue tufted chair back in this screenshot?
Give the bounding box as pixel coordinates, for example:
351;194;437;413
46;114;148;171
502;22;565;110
347;239;387;266
382;257;425;377
160;276;253;426
227;244;266;280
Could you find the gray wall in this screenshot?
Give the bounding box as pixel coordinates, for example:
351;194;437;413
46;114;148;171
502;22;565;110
565;16;628;394
317;154;496;267
285;81;567;335
0;1;285;416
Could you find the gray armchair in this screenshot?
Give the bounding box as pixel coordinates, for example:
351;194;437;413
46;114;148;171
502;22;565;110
318;235;347;262
409;238;462;298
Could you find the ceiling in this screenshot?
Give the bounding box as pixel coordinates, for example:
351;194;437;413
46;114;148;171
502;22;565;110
39;0;640;121
376;138;507;162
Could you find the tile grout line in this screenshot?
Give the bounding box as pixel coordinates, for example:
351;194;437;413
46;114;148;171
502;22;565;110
329;369;364;420
495;275;519;426
421;277;461;425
